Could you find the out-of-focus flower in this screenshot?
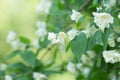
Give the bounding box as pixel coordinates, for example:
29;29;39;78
117;37;120;42
96;6;102;12
33;72;47;80
103;0;116;9
56;32;66;44
102;50;120;64
76;63;83;71
67;29;78;40
87;50;96;59
93;12;114;31
36;0;52;14
7;31;16;43
48;32;66;44
0;63;7;71
32;38;40;49
5;75;13;80
70;10;82;22
36;21;46;29
81;54;93;66
66;62;76;73
118;13;120;19
48;32;57;44
108;33;115;47
108;38;115;47
36;21;47;38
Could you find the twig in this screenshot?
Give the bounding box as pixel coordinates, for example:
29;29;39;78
40;45;55;60
79;0;92;11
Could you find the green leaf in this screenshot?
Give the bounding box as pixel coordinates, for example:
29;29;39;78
87;30;102;50
7;62;29;72
102;27;113;50
5;50;21;60
92;0;98;5
19;36;30;44
20;51;36;67
65;42;70;52
70;32;87;61
88;4;100;9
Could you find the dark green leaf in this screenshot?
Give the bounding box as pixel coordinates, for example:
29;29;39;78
70;32;87;61
20;51;36;67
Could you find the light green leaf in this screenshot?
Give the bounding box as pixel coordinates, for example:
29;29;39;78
5;50;21;60
65;42;70;52
19;36;30;44
70;32;87;61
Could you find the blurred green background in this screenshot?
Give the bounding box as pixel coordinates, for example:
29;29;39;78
0;0;75;80
0;0;38;57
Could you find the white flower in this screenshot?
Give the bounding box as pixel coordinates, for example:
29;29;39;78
118;13;120;19
102;50;120;64
103;0;116;9
33;72;47;80
70;10;82;22
48;32;66;44
96;6;102;12
36;21;46;29
76;63;83;71
32;38;39;49
56;32;66;44
93;12;114;31
10;40;20;50
36;0;52;14
5;75;13;80
81;54;93;66
66;62;76;73
36;28;47;38
108;38;115;47
48;32;57;44
87;50;96;58
7;31;16;43
117;37;120;42
67;29;78;40
0;63;7;71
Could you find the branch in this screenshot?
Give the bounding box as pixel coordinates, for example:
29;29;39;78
79;0;92;11
40;45;55;60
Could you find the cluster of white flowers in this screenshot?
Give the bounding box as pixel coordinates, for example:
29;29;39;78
67;29;78;40
108;33;115;47
70;10;82;23
36;0;52;14
4;75;13;80
36;21;47;38
93;12;114;31
6;31;26;50
0;63;7;71
48;31;66;44
33;72;47;80
66;62;90;77
102;50;120;64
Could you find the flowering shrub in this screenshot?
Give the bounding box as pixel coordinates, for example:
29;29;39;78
0;0;120;80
